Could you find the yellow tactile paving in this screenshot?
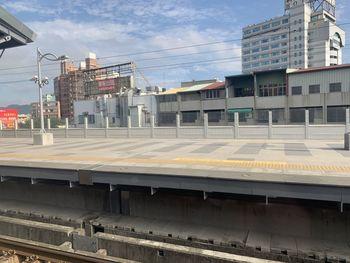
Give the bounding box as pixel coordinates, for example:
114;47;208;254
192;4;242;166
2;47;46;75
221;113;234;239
0;152;350;174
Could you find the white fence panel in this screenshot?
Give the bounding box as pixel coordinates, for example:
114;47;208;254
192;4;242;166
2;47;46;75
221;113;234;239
239;126;269;139
16;129;31;138
179;127;204;139
130;128;151;138
86;128;106;138
309;125;346;140
154;128;176;138
272;125;305;139
0;130;16;138
51;129;66;138
108;128;128;138
208;127;234;139
67;129;84;138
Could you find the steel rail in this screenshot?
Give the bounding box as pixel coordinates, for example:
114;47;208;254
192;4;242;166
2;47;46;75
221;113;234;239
0;235;136;263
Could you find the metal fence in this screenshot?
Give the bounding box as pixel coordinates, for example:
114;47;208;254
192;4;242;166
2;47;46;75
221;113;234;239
1;109;349;140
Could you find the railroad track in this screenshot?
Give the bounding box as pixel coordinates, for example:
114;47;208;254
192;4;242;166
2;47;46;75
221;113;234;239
0;235;138;263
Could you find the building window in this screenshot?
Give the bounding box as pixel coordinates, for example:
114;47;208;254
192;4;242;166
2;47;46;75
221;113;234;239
243;43;250;48
252;41;259;46
282;18;289;24
309;84;320;94
253;27;260;32
262;39;269;43
271;43;279;49
291;86;302;95
271;35;280;41
261;53;269;58
281;42;288;46
205;89;221;99
329;83;342;92
252;48;259;53
259;83;286;97
281;34;287;39
243;50;250;55
182;111;199;123
244;30;251;35
272;21;281;27
271;59;280;64
261;46;269;51
262;24;270;30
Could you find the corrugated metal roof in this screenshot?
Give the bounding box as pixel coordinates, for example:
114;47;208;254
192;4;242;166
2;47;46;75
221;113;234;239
159;87;185;95
288;64;350;74
178;83;214;93
201;82;225;91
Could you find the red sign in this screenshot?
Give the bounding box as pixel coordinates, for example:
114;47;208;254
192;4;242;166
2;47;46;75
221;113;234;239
98;79;115;91
0;109;18;129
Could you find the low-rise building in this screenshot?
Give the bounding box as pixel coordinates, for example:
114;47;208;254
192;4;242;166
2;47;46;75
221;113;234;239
157;65;350;126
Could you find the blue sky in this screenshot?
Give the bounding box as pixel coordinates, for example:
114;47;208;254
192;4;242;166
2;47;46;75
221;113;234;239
0;0;349;106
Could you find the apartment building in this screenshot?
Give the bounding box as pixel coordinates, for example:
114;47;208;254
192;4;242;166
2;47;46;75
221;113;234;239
241;0;345;73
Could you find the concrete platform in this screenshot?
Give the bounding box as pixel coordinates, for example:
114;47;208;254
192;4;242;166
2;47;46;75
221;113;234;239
1;138;350;204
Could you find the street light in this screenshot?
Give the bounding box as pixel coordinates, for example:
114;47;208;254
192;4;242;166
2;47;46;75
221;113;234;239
31;47;68;134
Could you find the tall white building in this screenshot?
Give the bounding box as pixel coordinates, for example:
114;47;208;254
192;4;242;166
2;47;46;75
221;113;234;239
241;0;345;73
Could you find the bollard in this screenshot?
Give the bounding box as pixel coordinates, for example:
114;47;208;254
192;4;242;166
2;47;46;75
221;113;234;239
47;118;51;130
176;114;180;138
30;119;34;137
305;110;310;139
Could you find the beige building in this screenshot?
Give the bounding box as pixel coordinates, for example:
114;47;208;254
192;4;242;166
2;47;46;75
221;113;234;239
31;94;61;120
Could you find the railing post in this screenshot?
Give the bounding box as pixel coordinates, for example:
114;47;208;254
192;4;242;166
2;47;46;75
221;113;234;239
268;111;272;139
150;115;155;138
14;119;18;138
30;119;34;137
84;117;88;139
234;112;239;139
346;108;350;133
47;118;51;131
203;113;208;139
305;109;310;139
176;114;180;139
127;116;131;138
65;118;69;138
105;116;109;138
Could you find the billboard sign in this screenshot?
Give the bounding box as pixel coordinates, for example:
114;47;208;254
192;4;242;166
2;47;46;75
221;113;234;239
98;79;115;91
0;109;18;129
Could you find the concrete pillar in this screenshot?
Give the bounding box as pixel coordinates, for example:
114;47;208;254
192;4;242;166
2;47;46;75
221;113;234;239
176;114;180;139
150;115;155;138
305;110;310;139
234;112;239;139
47;118;51;130
105;116;109;138
268;111;273;139
127;116;131;138
346;108;350;133
65;118;69;138
109;186;121;214
203;113;208;139
84;117;88;139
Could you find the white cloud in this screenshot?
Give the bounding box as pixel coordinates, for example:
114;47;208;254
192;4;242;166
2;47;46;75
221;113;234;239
0;1;242;106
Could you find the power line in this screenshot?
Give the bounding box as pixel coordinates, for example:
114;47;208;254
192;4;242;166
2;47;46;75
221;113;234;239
0;21;349;72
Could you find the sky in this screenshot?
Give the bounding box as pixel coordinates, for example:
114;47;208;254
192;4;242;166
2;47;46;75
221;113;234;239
0;0;349;106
